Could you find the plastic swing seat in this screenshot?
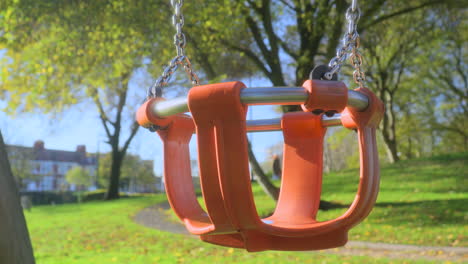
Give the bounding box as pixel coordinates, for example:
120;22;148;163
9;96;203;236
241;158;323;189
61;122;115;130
137;80;384;252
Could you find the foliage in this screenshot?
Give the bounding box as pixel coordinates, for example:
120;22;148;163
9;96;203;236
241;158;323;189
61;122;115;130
410;9;468;154
0;0;261;199
1;0;466;201
98;153;157;192
19;191;77;206
65;166;93;189
355;5;467;162
0;0;171;199
5;145;35;189
81;189;130;202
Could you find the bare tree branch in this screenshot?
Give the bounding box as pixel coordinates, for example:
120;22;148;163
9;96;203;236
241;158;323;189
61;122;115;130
245;1;285;85
275;33;299;60
326;0;347;59
219;39;272;79
90;88;113;138
278;0;297;11
245;16;272;63
121;121;140;155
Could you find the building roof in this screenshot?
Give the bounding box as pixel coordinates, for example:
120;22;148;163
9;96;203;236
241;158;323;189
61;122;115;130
6;141;97;166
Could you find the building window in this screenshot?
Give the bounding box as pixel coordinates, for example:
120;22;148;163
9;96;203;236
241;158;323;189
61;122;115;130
42;176;53;191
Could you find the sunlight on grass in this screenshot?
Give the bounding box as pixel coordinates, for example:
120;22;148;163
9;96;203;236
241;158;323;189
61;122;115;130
25;153;467;263
26;196;441;264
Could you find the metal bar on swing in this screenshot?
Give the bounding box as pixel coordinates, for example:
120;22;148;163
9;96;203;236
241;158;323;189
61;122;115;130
153;87;369;116
245;115;343;132
150;86;369;131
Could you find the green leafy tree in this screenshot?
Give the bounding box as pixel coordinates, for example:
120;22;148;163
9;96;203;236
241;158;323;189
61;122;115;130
363;7;467;160
361;12;433;162
65;166;93;190
417;10;467;153
2;0;463;203
98;153;157;192
5;146;35;190
65;166;93;203
0;0;173;199
0;0;258;199
181;0;459;196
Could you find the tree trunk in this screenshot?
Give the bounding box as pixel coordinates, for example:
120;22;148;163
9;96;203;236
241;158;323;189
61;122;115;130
383;136;399;163
105;147;124;200
272;155;282;180
406;136;413;159
93;77;139;200
381;92;400;163
0;130;35;264
247;141;279;201
248;141;344;210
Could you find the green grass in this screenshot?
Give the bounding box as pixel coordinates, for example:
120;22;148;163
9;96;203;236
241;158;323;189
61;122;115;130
24;153;467;263
25;197;441;264
316;152;467;246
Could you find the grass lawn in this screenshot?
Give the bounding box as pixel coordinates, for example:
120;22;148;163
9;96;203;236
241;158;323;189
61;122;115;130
24;153;467;263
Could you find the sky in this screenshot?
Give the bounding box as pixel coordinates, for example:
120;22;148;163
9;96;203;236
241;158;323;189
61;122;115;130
0;76;285;176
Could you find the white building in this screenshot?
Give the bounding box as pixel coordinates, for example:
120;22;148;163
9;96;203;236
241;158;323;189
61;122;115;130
6;140;98;192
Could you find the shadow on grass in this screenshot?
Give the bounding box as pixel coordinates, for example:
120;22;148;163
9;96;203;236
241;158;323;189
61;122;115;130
313;198;467;226
372;198;467;226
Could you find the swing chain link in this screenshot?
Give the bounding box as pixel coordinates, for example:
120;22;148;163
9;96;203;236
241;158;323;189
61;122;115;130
325;0;366;88
172;0;186;57
147;0;200;99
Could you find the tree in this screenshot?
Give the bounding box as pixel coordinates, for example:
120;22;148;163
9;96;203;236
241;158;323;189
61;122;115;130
5;145;35;190
2;0;463;202
361;12;431;162
98;153;157;193
0;0;259;200
65;167;93;190
65;166;93;202
417;10;467;152
0;0;173;199
363;6;467;160
181;0;459;197
0;130;35;264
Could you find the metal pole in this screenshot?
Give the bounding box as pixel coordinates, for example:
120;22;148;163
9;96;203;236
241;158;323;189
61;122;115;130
182;115;343;133
152;87;368;118
245;115;343;133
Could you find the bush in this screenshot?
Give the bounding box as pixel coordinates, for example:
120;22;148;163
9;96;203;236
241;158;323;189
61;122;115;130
81;190;107;202
20;191;77;205
81;189;131;202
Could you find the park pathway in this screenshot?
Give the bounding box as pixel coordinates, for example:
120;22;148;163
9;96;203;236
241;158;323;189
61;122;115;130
134;202;468;263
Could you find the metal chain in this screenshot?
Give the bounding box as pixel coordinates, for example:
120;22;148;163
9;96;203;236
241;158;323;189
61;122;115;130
325;0;366;88
147;0;200;98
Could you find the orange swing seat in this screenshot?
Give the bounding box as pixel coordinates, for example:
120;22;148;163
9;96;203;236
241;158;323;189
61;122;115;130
137;80;384;251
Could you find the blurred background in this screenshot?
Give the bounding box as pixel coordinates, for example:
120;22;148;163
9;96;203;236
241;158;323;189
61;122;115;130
0;0;466;263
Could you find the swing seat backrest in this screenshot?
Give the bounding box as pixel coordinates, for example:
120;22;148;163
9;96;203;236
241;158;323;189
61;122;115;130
187;81;383;252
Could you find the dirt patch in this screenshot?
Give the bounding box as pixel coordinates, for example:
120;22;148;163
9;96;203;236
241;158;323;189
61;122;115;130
134;202;191;236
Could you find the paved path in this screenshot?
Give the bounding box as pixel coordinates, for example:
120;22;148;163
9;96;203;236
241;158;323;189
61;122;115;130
134;202;468;262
